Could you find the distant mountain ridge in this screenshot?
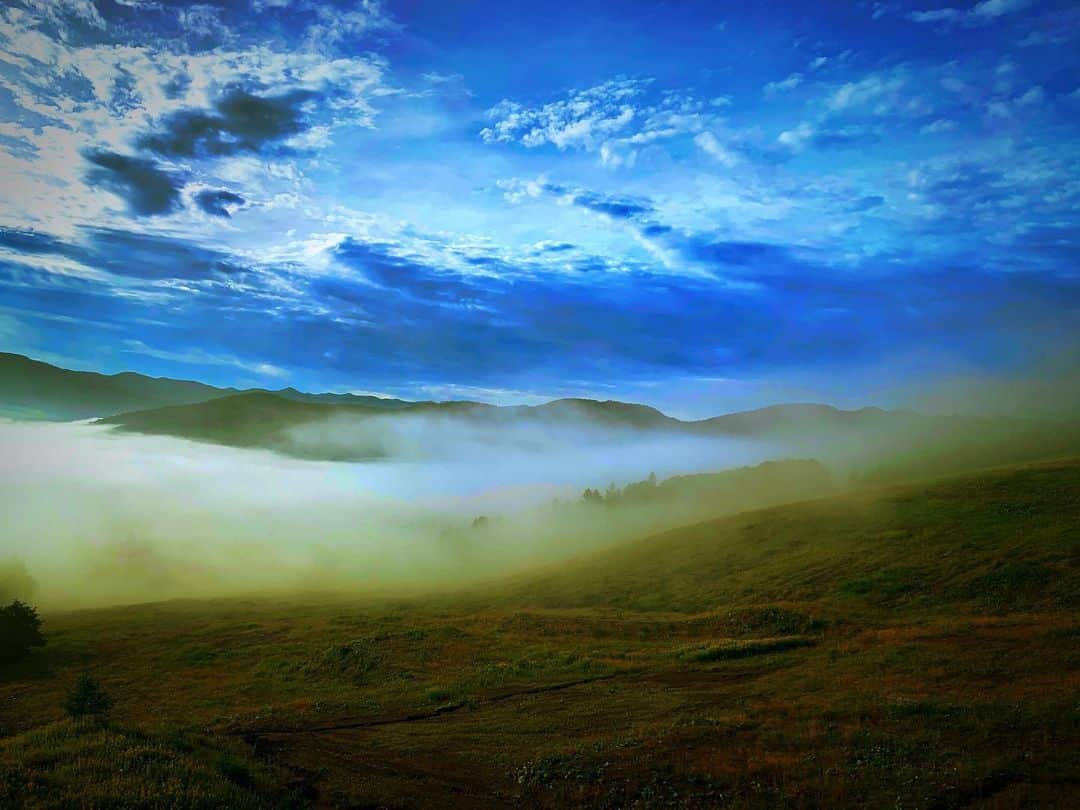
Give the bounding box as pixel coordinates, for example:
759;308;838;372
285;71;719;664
0;352;240;421
7;352;1077;472
4;351;903;433
0;352;413;421
0;350;940;462
92;391;914;460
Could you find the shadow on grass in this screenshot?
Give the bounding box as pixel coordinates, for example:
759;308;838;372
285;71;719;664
679;635;817;663
0;644;94;684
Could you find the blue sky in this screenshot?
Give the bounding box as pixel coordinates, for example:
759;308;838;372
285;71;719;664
0;0;1077;416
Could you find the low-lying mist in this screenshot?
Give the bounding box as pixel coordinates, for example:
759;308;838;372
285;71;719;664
5;395;1078;611
0;417;785;610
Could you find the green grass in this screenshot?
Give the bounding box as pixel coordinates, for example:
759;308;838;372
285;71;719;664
0;720;298;808
0;458;1077;807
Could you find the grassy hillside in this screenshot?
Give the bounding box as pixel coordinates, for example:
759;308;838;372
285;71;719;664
96;391;381;458
1;458;1077;807
692;402;902;435
490;458;1080;613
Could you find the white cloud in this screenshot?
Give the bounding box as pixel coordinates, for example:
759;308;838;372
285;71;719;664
496;176;548;204
24;0;105;36
827;72;905;112
922;118;957;134
909;8;961;23
764;72;803;95
421;71;465;84
778;122;813;151
121;340;289;379
970;0;1031;20
480;78;731;169
480;78;648;151
177;4;233;44
908;0;1031;26
694;132;740;168
1015;86;1044;107
301;0;398;52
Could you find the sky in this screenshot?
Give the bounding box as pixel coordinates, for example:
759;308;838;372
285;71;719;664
0;0;1077;417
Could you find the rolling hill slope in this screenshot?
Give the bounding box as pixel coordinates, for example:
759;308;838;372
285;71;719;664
490;457;1080;614
95;391;382;458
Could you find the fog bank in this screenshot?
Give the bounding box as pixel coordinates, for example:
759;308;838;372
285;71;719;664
0;419;779;609
6;392;1078;611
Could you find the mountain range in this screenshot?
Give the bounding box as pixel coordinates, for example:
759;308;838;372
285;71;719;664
8;351;1076;472
0;351;414;421
1;351;901;427
1;350;909;435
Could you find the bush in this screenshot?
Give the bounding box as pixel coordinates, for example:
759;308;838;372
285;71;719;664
64;674;114;720
0;600;45;665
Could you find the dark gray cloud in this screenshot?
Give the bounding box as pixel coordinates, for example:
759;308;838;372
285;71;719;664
136;88;317;159
85;229;250;281
578;195;652;220
641;224;673;237
81;85;320;217
568;190;653;220
539;183;654;221
683;239;796;270
163;72;193;100
194;189;246;218
0;227;82;259
532;242;575;253
0;225;249;283
331;240;482;305
83;150;184;216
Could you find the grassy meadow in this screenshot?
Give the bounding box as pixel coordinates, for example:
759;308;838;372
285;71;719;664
1;458;1078;807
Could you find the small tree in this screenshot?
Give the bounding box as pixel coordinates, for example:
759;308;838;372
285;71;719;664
0;600;45;665
64;674;114;720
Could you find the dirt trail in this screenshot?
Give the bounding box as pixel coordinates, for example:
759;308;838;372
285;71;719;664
240;671;626;739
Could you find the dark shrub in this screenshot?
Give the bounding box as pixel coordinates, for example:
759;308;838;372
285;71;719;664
0;600;45;665
64;674;114;720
